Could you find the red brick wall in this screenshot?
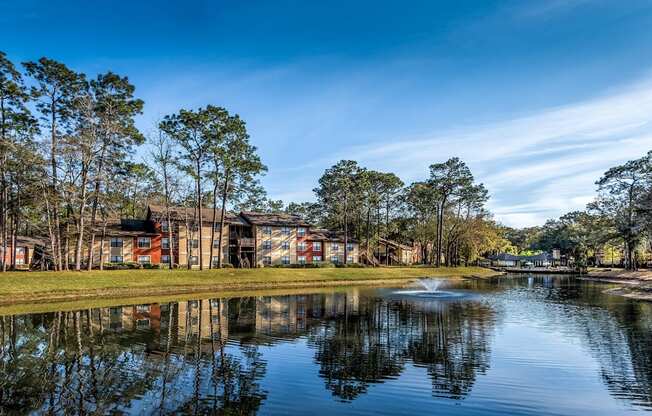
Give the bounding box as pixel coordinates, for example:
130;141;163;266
132;234;162;263
153;220;179;265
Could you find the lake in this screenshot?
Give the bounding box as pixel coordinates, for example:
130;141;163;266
1;274;651;415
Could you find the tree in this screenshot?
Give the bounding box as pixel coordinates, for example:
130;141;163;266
314;161;365;265
0;51;33;271
23;57;84;270
211;114;266;268
378;173;404;265
150;126;179;269
593;154;652;270
160;108;213;270
428;158;473;267
86;72;144;270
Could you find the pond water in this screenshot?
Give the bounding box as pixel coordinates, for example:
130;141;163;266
2;274;652;415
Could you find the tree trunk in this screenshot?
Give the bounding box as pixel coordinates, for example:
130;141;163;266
196;160;204;271
74;167;89;270
50;100;63;271
98;220;107;271
435;198;447;268
86;137;110;271
209;174;219;269
385;199;390;266
344;194;348;265
217;169;230;268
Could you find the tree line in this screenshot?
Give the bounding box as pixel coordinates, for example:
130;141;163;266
501;150;652;271
0;50;512;272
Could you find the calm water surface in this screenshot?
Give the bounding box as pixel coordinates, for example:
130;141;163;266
1;274;652;415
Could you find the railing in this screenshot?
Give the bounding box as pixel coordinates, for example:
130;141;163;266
238;238;255;247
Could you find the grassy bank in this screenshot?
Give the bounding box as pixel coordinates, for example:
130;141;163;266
0;266;498;308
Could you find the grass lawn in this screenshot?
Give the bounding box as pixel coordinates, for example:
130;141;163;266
0;266;499;309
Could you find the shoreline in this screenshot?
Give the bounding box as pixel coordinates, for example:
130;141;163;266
585;269;652;302
0;267;502;314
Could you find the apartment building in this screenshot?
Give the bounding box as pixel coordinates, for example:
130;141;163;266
65;204;359;269
0;236;45;269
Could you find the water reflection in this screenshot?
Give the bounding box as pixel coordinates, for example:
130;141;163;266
0;277;651;414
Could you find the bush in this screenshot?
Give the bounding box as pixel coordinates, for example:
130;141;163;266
222;263;234;268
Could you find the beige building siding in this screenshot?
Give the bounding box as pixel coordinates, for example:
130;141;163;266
255;225;298;266
80;236;135;266
177;224;229;268
177;299;229;342
323;241;359;264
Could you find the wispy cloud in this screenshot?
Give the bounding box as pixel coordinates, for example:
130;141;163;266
315;74;652;227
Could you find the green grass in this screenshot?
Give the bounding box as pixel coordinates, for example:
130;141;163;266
0;266;499;308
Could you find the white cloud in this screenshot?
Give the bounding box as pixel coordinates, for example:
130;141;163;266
320;74;652;227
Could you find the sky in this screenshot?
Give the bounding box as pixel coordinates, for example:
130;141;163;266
3;0;652;227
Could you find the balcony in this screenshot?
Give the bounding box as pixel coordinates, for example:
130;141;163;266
238;238;255;247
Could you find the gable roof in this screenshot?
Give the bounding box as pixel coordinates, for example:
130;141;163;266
240;211;310;227
99;218;159;237
7;235;47;248
147;204;248;225
307;228;357;243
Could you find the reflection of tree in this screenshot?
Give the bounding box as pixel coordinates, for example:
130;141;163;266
0;300;268;414
506;275;652;410
310;296;496;401
407;301;493;399
312;301;406;400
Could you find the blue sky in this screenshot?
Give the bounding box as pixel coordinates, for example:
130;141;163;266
3;0;652;227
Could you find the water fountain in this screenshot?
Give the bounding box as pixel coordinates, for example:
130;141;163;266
393;278;464;299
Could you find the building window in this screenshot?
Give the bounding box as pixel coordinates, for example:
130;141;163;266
262;226;272;235
137;237;151;249
313;242;322;252
212;256;220;266
16;258;25;265
281;255;290;265
263;256;272;266
331;255;339;264
136;319;150;328
331;243;339;252
213;239;220;248
347;255;354;263
281;241;290;250
110;255;123;263
313;255;322;263
297;227;306;237
281;226;291;236
136;304;150;313
162;237;170;249
161;255;170;264
263;240;272;250
297;242;307;251
161;221;169;232
189;256;199;265
110;238;123;248
190;239;199;249
138;255;151;264
346;243;354;252
298;256;306;264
